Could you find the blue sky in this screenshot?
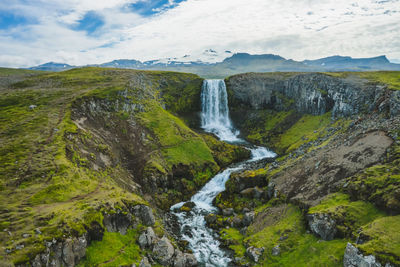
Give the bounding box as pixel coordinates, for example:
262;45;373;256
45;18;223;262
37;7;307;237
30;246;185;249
0;0;399;67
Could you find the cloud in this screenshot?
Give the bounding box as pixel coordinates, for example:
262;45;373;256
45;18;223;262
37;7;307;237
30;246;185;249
0;0;399;67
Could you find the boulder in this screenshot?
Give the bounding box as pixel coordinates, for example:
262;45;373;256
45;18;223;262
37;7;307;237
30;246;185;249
173;250;198;267
138;227;157;249
205;213;217;224
153;236;175;265
307;213;337;240
226;171;268;194
222;208;234;216
232;215;243;228
343;243;385;267
139;256;151;267
180;202;196;213
132;205;156;226
242;212;255;227
240;187;265;199
271;245;280;256
246;246;264;263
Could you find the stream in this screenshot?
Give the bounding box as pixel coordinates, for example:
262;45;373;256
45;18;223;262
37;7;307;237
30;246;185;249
171;79;276;266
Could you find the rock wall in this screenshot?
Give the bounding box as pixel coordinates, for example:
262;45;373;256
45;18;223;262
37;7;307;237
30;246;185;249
226;73;399;118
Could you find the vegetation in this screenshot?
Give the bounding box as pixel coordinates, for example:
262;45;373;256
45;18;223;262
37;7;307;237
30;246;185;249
245;204;348;266
78;229;143;267
358;215;400;265
0;67;222;265
345;162;400;214
220;228;246;258
201;133;250;167
309;193;385;237
326;71;400;91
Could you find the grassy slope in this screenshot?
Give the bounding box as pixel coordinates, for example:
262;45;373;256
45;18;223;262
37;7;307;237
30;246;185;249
0;67;219;265
246;204;347;266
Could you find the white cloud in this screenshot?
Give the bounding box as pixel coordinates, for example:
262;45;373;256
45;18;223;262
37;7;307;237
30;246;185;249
1;0;399;67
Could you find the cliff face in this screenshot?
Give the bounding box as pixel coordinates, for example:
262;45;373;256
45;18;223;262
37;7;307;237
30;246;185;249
226;72;399;118
216;72;400;267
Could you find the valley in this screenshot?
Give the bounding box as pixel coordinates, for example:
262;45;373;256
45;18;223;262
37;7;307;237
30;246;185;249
0;67;399;267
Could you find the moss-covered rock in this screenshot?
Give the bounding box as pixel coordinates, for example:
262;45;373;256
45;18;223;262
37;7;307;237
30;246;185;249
243;204;348;266
345;163;400;215
308;193;385;239
200;133;250;167
357;215;400;265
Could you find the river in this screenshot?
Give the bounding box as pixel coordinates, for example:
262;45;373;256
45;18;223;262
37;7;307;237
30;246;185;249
171;79;276;266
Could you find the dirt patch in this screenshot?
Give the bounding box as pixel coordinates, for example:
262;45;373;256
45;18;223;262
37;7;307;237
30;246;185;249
272;131;393;207
250;204;289;234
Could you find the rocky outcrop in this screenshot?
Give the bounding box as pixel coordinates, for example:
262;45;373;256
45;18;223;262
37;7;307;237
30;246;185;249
103;212;132;235
152;236;175;265
131;205;156;226
173;250;198;267
31;235;88;267
343;243;391;267
225;171;268;194
307;213;337;240
390;90;400;118
226;73;400;118
137;227;198;267
246;246;264;262
138;227;157;249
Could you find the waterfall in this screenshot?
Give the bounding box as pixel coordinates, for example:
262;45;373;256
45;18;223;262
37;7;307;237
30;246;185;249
201;80;240;142
171;79;276;267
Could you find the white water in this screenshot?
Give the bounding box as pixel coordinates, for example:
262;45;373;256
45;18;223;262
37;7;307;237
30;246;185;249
171;79;276;266
201;79;241;142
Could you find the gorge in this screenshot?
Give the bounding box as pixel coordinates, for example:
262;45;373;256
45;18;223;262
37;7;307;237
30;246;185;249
0;68;399;267
171;79;275;266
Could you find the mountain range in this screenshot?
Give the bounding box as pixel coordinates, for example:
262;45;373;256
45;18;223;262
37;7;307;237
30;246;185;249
28;51;400;78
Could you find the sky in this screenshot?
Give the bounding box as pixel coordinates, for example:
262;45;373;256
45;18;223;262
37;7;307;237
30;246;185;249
0;0;399;67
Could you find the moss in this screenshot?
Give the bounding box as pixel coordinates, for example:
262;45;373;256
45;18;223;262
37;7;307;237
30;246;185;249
245;204;348;266
277;112;332;154
309;193;385;237
345;162;400;214
138;101;216;170
240;110;298;148
220;228;246;258
78;229;142;267
201;133;250;167
0;67;205;264
357;215;400;265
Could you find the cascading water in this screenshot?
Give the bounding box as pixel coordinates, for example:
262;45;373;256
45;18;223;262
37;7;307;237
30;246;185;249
171;79;276;266
201;80;240;142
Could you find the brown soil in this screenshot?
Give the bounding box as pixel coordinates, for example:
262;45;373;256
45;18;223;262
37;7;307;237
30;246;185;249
272;130;393;207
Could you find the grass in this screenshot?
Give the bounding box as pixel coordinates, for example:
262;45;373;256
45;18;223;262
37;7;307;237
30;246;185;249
244;204;348;266
138;101;217;171
78;229;142;267
326;71;400;91
278;112;332;153
0;67;42;76
220;228;246;258
0;67;215;265
345;162;400;214
358;215;400;265
309;193;385;237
